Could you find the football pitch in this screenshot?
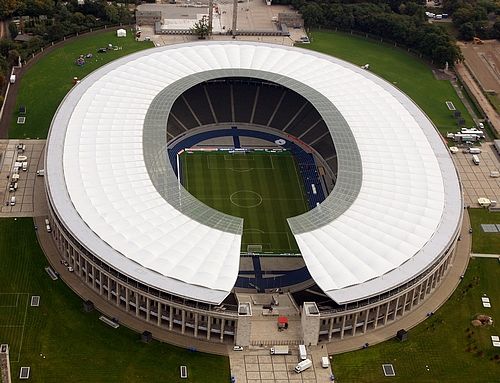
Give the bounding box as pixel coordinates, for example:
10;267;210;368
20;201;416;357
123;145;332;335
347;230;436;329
180;150;309;254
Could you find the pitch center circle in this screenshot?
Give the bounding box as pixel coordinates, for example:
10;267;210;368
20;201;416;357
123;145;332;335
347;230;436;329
230;190;263;208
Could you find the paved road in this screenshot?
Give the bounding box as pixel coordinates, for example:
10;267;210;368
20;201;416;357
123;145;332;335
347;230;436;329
455;62;500;137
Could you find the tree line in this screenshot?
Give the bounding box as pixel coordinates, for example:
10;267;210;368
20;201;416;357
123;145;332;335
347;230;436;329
274;0;462;67
442;0;500;41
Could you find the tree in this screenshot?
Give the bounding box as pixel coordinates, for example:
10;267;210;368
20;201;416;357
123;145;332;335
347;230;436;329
459;22;476;40
7;49;20;66
452;5;476;27
493;21;500;39
0;0;21;19
300;3;325;28
191;16;211;39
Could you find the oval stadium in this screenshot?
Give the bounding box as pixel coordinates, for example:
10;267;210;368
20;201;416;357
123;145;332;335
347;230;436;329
44;42;462;347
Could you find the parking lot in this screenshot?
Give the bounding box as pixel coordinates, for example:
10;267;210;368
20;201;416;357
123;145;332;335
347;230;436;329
453;142;500;206
0;139;46;216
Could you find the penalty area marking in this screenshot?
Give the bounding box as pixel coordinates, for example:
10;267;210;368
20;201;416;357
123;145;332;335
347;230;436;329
0;293;30;362
230;190;263;208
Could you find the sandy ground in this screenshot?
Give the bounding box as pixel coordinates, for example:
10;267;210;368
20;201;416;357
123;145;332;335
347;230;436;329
460;40;500;93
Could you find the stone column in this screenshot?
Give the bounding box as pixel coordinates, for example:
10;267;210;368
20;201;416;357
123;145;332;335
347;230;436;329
107;279;112;302
232;0;238;36
383;303;390;326
235;302;252;346
340;315;347;339
169;306;173;330
392;296;400;320
207;316;212;340
135;293;140;317
374;305;381;329
125;288;130;312
99;273;103;296
328;317;334;341
220;318;225;342
157;303;162;326
116;283;120;306
181;310;186;334
301;302;320;346
208;0;213;32
194;313;199;337
146;298;151;321
352;312;359;336
363;309;369;333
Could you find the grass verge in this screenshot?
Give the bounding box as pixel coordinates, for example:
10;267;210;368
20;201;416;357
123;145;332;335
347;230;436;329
331;258;500;382
305;30;474;135
468;208;500;254
9;30;152;139
0;218;229;383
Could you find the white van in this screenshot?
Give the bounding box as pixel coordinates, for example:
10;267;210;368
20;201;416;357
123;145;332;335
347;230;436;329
469;148;481;154
36;169;45;176
22;162;28;171
298;344;307;360
46;224;52;233
10;196;16;206
294;359;312;373
321;356;330;368
472;155;480;165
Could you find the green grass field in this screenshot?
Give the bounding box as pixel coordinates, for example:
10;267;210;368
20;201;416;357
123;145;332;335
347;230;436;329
181;150;309;253
468;208;500;254
306;30;474;135
332;258;500;382
0;218;229;382
9;30;152;139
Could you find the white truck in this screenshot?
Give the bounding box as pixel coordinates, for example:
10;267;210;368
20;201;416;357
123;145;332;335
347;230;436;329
298;344;307;360
468;148;481;154
321;356;330;368
270;345;289;355
294;359;312;373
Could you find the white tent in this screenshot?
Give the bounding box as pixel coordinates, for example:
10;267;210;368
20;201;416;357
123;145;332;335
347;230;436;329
116;28;126;37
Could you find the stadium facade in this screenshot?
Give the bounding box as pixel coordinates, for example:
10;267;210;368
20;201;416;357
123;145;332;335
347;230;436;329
45;42;462;346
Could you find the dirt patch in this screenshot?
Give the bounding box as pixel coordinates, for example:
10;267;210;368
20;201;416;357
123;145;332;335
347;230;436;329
460;40;500;94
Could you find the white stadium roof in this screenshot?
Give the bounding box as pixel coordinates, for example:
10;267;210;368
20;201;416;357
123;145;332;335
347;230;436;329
46;42;462;305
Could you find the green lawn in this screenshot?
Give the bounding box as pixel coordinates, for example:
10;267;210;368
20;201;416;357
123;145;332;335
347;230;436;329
181;150;309;253
9;30;153;139
305;30;474;135
0;218;230;382
332;258;500;382
468;208;500;254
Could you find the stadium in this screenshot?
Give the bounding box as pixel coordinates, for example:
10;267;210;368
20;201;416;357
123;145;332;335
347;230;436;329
44;42;462;347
